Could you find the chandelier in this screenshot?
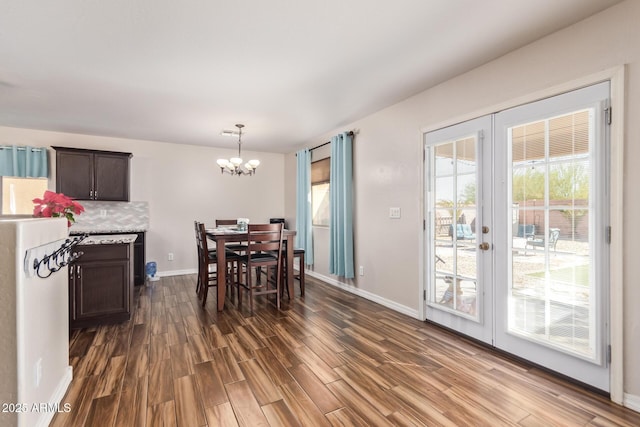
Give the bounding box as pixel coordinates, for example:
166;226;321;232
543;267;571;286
216;124;260;176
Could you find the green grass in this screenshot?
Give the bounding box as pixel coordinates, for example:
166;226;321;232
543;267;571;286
528;264;589;287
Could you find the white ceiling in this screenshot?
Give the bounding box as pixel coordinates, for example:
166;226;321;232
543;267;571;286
0;0;621;153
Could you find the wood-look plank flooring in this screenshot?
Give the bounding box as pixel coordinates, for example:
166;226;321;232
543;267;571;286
52;274;640;426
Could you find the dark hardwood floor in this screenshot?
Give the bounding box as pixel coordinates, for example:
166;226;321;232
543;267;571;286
51;274;640;426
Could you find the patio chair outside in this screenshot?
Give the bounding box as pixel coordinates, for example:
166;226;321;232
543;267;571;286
449;224;476;241
525;227;560;253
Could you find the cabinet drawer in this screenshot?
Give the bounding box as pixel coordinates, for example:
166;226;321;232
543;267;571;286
76;244;130;261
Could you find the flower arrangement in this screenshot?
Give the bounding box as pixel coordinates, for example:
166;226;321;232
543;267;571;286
33;190;85;226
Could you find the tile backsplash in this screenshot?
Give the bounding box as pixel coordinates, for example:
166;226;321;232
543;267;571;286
70;201;149;233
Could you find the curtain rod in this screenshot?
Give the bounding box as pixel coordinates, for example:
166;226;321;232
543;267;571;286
0;146;44;152
309;131;355;152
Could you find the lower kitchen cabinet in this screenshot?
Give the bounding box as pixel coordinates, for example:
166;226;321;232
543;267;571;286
69;243;133;329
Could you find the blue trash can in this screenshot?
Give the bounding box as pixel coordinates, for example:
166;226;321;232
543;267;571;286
145;261;159;282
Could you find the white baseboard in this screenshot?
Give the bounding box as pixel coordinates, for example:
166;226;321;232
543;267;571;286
624;393;640;413
36;366;73;427
157;268;197;278
305;270;420;319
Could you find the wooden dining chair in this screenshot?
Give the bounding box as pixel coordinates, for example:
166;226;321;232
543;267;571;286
196;222;240;307
237;223;284;314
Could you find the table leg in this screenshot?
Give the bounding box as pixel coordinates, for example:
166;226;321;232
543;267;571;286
216;238;226;311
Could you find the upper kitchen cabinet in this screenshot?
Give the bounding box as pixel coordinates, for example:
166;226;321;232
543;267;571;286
53;147;132;201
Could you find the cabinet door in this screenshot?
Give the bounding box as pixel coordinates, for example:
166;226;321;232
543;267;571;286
56;151;93;200
74;259;130;320
94;153;130;201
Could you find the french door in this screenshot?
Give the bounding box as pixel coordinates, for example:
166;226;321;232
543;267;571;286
424;116;493;344
424;82;610;391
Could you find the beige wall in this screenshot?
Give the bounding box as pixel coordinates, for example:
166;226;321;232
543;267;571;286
0;126;286;274
284;0;640;399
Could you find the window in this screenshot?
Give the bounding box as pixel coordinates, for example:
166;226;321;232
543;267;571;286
311;157;330;226
1;177;48;214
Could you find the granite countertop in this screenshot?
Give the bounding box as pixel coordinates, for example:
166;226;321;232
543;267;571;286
70;228;146;235
78;234;139;245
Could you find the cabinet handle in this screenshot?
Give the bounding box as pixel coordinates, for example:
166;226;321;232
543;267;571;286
95;191;98;199
69;265;74;278
77;265;81;280
90;190;93;198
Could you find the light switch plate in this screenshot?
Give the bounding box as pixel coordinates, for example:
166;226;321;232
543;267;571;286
389;207;401;219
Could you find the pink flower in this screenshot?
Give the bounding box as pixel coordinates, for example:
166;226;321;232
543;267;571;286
32;191;84;227
70;200;85;214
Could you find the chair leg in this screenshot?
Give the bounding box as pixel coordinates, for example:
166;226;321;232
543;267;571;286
201;270;208;307
196;255;204;296
278;260;289;299
226;260;236;304
238;263;244;308
202;263;218;307
299;252;305;296
276;269;281;309
237;263;242;305
198;263;205;301
249;266;255;314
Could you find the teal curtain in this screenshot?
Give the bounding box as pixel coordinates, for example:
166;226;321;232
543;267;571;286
329;132;354;278
295;148;314;265
0;145;48;177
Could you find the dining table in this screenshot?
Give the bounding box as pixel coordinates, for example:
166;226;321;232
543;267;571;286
206;227;297;311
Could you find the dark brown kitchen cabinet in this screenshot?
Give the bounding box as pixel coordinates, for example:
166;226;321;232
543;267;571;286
69;243;133;329
53;146;132;201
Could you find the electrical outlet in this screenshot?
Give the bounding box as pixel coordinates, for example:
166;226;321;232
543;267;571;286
389;207;401;219
100;209;107;217
168;253;174;261
359;266;364;276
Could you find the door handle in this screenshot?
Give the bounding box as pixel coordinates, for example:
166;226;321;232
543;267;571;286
479;242;490;251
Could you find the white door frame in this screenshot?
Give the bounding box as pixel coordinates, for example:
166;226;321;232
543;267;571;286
419;66;625;403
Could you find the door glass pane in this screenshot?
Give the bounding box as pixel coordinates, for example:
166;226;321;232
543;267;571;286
509;109;595;360
431;137;478;318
